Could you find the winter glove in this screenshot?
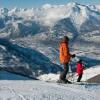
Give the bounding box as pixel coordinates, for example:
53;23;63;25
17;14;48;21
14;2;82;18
71;54;76;58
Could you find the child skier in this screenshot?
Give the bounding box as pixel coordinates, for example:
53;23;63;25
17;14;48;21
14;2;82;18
76;59;84;82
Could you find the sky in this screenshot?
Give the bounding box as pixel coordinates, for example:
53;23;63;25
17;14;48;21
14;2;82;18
0;0;100;8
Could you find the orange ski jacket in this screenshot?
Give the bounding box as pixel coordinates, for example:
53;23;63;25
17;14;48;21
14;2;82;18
59;40;71;64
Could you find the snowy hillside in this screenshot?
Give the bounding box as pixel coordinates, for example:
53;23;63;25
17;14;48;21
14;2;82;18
0;80;100;100
0;2;100;100
0;38;62;79
0;2;100;82
38;65;100;83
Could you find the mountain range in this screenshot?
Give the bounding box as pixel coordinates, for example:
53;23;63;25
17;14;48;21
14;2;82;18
0;2;100;79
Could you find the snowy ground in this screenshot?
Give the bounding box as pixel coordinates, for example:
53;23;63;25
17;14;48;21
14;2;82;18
38;65;100;82
0;80;100;100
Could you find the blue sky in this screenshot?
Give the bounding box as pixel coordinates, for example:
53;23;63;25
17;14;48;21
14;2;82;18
0;0;100;8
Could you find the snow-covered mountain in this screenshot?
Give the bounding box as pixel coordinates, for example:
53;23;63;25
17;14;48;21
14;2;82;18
0;38;62;79
0;2;100;100
0;2;100;39
0;2;100;80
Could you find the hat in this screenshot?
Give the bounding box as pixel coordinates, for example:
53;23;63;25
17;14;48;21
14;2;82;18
63;36;69;41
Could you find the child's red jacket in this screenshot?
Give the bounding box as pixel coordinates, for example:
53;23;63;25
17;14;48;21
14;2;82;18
76;63;84;76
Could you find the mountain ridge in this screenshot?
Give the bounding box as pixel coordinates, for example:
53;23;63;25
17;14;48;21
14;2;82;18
0;2;100;39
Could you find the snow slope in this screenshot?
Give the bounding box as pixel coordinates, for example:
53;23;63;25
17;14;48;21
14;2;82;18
0;80;100;100
38;65;100;83
82;65;100;81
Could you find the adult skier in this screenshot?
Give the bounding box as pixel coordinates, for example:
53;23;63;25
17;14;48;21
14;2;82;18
59;36;75;83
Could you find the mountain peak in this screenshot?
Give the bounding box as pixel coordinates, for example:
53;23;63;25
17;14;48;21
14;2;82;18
67;2;78;6
42;4;52;9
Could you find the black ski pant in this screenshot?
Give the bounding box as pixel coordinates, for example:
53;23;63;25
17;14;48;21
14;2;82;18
60;63;69;80
77;74;83;82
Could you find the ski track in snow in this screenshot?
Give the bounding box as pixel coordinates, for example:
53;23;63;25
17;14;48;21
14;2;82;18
0;81;100;100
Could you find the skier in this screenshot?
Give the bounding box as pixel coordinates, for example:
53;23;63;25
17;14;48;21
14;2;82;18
76;59;84;82
59;36;75;83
